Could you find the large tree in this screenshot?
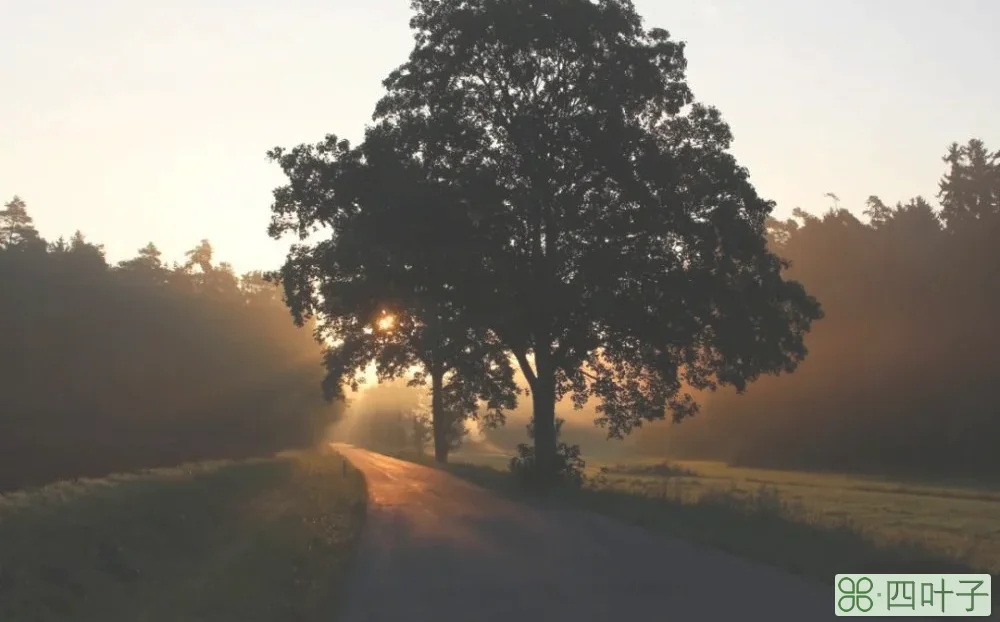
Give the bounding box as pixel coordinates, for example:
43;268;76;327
270;0;821;481
381;0;822;478
267;133;518;463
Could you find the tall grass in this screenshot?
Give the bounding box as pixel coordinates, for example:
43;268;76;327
0;449;366;622
400;451;993;583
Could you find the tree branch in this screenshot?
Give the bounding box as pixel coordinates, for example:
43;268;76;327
513;349;537;391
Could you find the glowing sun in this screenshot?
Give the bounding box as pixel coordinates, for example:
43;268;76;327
377;314;395;331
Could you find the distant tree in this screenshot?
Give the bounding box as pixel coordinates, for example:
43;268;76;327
240;270;282;305
319;0;822;482
824;192;842;210
118;242;164;273
0;195;41;249
184;238;215;273
879;197;941;242
366;409;410;452
764;217;800;251
68;230;107;268
938;139;1000;231
178;239;239;296
48;236;69;253
863;196;893;227
409;409;433;454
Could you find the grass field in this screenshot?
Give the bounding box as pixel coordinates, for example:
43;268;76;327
0;448;366;622
429;448;1000;582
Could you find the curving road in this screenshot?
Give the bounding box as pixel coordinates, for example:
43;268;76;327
335;444;836;621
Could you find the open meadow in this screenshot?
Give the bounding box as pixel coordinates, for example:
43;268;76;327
0;449;366;622
439;448;1000;581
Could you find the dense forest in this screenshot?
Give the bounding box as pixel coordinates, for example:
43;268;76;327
0;198;339;491
639;138;1000;478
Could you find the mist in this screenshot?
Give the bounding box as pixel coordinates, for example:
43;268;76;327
635;151;1000;478
0;222;341;492
5;139;997;488
328;367;640;462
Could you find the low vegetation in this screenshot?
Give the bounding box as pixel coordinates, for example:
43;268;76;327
0;449;366;622
401;450;998;583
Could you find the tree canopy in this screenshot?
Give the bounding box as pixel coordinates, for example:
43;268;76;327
268;133;518;463
268;0;821;482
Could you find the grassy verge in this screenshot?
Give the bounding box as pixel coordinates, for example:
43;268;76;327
394;450;995;584
0;448;366;622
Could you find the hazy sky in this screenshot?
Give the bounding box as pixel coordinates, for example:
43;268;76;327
2;0;997;273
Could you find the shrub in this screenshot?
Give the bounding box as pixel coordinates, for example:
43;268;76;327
508;418;586;489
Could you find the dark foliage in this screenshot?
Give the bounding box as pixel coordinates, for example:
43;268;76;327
266;115;520;465
0;197;340;491
267;0;821;484
641;139;1000;478
509;417;586;489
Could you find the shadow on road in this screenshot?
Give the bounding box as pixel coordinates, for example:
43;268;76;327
338;445;836;621
392;451;986;585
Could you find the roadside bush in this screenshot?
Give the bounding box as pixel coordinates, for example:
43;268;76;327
509;418;586;489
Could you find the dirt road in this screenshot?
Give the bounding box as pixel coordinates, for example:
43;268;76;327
335;445;836;621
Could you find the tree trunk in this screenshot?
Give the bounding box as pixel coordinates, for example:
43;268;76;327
431;363;448;464
532;350;557;482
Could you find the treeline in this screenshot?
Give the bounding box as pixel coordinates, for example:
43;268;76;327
640;138;1000;478
0;198;340;491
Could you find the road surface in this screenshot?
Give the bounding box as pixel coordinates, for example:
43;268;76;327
335;445;836;621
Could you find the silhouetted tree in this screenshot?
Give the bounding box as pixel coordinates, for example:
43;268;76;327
0;195;42;250
286;0;820;483
267;136;518;464
938;139;1000;231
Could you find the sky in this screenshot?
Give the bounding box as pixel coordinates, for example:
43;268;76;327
2;0;998;274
